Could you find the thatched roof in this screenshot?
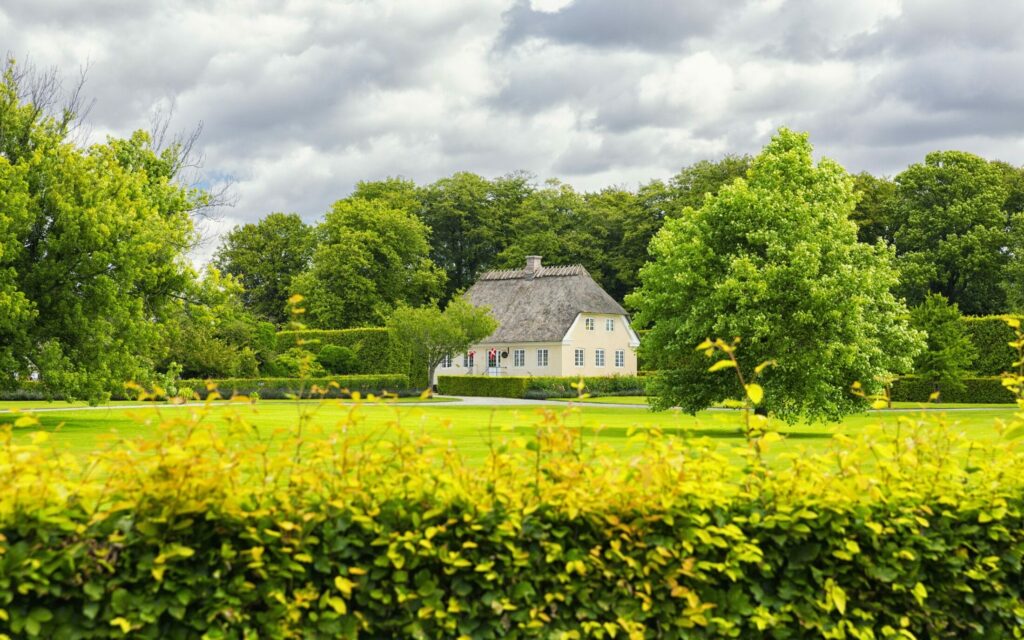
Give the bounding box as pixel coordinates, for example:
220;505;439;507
465;257;628;343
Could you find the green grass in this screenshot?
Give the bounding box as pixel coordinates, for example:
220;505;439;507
1;399;1017;467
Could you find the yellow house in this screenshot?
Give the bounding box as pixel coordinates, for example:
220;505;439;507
437;256;640;379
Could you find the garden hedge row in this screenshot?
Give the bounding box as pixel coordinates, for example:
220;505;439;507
890;376;1016;404
961;315;1024;376
275;328;405;376
437;375;647;399
178;374;411;400
2;405;1023;637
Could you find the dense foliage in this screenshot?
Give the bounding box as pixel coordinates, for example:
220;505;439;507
291;198;446;329
908;294;977;394
889;375;1015;404
0;63;205;403
2;383;1024;637
962;315;1024;376
213;213;314;324
629;129;923;423
177;374;411;399
437;375;647;399
275;328;405;376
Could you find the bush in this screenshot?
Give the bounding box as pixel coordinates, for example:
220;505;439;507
2;401;1024;637
266;347;326;378
962;315;1024;375
0;380;49;401
436;375;530;398
890;375;1016;403
276;328;403;375
316;345;357;375
178;375;411;400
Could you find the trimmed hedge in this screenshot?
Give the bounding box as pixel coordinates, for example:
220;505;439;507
275;328;404;375
436;375;530;398
2;403;1024;637
961;315;1024;376
178;375;411;400
437;375;647;399
891;375;1016;404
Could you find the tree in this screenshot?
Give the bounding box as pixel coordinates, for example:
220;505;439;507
418;172;531;300
892;151;1020;315
387;297;497;388
627;128;922;423
213;213;314;324
663;154;752;214
291;198;446;328
909;294;977;396
0;60;203;402
849;172;898;245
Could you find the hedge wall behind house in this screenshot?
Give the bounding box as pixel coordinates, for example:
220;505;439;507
890;376;1016;404
961;315;1024;376
275;328;404;376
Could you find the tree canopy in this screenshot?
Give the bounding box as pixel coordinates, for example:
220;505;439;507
628;128;922;423
291;198;446;329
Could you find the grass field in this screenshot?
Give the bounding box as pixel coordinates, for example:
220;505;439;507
1;398;1017;466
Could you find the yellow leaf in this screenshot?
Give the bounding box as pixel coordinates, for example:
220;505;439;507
29;430;49;444
1006;317;1021;329
334;576;356;597
325;595;347;614
14;415;39;429
745;384;764;405
871;399;889;410
912;582;928;605
754;360;776;374
695;339;713;351
708;359;736;372
928;391;941;402
110;617;132;633
288;294;305;305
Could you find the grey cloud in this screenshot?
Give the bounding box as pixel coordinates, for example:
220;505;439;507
498;0;740;52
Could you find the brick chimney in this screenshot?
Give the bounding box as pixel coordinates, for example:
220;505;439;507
525;255;542;277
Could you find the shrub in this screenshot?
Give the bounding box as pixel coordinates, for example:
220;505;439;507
2;397;1024;637
890;375;1016;403
177;374;411;400
436;375;530;398
962;315;1024;375
276;328;403;375
266;347;326;378
316;345;357;374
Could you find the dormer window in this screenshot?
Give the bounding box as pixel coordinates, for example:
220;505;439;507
585;318;595;331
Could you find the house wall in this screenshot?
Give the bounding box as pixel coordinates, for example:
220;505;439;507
560;313;638;377
433;312;639;382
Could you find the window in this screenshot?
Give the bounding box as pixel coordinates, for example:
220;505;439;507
441;354;453;368
487;349;499;368
595;349;605;367
585;317;595;331
537;349;549;367
574;348;585;367
513;349;525;367
463;352;475;368
606;318;615;332
615;349;625;368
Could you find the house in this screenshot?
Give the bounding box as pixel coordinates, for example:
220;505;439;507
437;256;640;378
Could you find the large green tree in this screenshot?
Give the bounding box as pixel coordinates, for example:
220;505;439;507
909;293;977;395
291;198;445;328
0;62;202;402
849;172;898;245
891;151;1021;315
213;212;314;324
628;129;922;423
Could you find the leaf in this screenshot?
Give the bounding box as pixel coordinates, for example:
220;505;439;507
928;391;941;402
695;339;713;351
334;576;356;597
1006;317;1021;329
110;617;132;633
754;360;776;374
745;383;764;405
708;359;736;372
14;415;39;428
326;596;347;614
871;399;889;410
827;580;847;615
912;582;928;605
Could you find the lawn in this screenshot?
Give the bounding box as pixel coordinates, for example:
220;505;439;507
1;398;1017;467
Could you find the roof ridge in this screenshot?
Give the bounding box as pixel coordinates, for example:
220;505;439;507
478;263;588;281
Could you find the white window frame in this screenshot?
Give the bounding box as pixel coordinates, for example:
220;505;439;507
463;353;474;368
585;317;595;331
615;349;625;368
606;318;614;332
595;349;605;367
441;354;453;368
574;348;585;367
513;349;525;367
537;349;549;367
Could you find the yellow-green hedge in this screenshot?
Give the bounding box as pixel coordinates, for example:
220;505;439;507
2;397;1024;638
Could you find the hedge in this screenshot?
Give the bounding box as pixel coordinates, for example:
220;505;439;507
890;375;1016;404
178;375;411;400
2;400;1024;637
961;315;1024;376
436;375;530;398
275;328;404;376
436;375;647;399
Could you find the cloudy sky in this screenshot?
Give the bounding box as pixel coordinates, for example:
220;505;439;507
3;0;1023;255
